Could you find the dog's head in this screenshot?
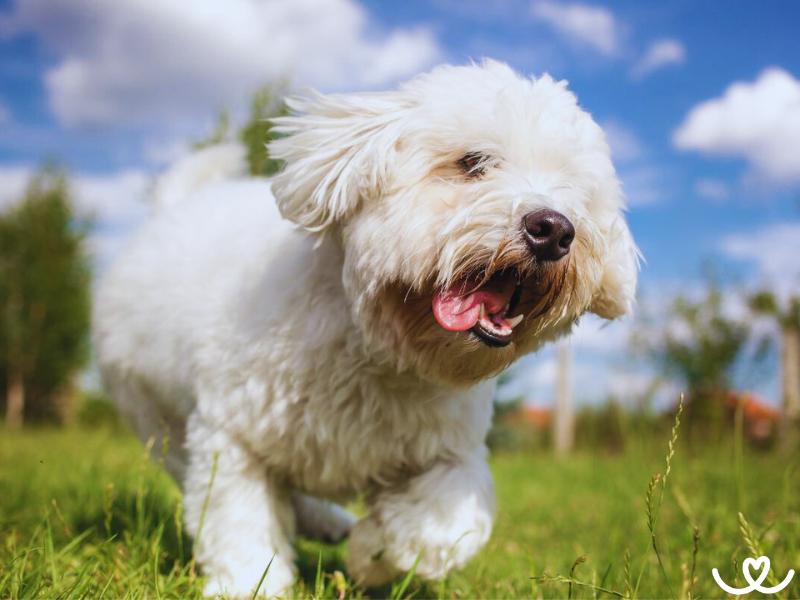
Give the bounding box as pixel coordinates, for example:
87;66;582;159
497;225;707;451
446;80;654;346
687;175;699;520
270;60;639;386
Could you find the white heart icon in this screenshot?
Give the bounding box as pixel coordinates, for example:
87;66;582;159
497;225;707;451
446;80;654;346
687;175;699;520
713;555;795;595
742;556;770;587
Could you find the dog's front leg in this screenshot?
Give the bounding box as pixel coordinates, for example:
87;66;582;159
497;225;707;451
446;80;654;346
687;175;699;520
184;414;296;598
346;448;495;587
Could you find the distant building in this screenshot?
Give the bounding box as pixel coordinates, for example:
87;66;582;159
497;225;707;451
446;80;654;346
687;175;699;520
504;404;552;430
725;392;780;442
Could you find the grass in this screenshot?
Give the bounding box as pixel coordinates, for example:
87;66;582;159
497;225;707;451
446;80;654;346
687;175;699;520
1;417;799;599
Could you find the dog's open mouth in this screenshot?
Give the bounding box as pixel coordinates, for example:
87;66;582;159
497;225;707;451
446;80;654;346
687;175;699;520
432;271;524;347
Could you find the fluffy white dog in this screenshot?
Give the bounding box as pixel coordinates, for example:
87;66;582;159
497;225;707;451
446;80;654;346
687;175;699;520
94;60;638;597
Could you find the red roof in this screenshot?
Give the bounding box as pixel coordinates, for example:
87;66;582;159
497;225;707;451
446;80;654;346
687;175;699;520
506;405;552;428
726;392;780;422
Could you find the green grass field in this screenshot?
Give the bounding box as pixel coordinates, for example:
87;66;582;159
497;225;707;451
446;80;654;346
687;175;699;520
1;418;799;599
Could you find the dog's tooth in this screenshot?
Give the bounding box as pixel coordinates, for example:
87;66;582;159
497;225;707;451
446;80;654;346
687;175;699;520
479;303;487;320
508;314;524;328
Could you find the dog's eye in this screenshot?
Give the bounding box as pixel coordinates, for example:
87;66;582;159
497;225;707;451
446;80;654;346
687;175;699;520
457;152;487;179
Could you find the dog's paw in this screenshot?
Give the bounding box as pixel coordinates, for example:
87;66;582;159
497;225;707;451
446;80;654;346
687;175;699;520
202;558;295;599
317;504;357;544
345;516;401;587
293;493;357;544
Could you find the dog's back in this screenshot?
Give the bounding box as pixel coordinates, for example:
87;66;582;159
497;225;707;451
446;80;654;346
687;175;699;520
93;146;303;477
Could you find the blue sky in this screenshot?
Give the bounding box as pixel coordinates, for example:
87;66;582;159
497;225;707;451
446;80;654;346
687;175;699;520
367;1;800;288
1;0;799;406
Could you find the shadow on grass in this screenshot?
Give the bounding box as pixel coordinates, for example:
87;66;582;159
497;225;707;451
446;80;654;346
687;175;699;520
70;477;194;574
294;537;440;599
61;468;435;598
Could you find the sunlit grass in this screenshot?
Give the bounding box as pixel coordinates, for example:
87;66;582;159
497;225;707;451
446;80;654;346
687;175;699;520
1;422;798;598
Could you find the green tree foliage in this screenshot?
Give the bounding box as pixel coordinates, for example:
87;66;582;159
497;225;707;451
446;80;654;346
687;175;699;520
652;286;749;431
749;291;800;329
0;168;91;426
194;85;288;177
192;110;231;150
239;87;289;177
661;291;747;392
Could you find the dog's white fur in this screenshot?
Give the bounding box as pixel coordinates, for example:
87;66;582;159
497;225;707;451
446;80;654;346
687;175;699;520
94;61;638;597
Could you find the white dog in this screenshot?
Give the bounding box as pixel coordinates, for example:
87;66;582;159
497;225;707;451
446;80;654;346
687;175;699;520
94;60;638;597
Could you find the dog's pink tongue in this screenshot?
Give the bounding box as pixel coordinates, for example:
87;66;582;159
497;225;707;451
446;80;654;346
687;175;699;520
432;285;511;331
432;290;482;331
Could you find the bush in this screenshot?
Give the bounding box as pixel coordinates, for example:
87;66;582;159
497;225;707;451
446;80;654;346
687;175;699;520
76;390;121;429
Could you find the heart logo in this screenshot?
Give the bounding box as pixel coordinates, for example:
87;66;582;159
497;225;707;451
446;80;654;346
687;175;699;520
713;554;795;595
743;556;770;587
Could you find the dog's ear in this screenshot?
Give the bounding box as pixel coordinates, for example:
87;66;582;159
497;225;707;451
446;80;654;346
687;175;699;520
268;91;410;231
589;213;640;319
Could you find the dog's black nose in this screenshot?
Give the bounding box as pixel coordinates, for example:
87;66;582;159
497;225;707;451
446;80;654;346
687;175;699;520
522;209;575;261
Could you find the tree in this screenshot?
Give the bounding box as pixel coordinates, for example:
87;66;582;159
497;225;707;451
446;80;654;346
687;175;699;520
194;85;288;177
749;291;800;439
651;286;748;431
238;86;289;177
192;110;232;150
0;168;91;427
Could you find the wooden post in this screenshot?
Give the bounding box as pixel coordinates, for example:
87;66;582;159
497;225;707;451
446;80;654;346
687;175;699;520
781;326;800;446
5;371;24;429
783;327;800;419
553;342;574;456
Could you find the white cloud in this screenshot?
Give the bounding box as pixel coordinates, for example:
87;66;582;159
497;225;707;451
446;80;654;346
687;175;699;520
599;120;667;207
531;1;620;57
720;222;800;300
570;315;633;353
631;38;685;78
674;68;800;183
529;356;559;389
606;370;657;403
498;312;648;407
87;227;138;269
0;164;151;266
72;170;151;226
694;177;729;202
602;120;643;163
143;138;192;168
618;165;665;207
0;101;10;124
0;165;31;210
503;268;789;410
520;352;655;406
1;0;441;129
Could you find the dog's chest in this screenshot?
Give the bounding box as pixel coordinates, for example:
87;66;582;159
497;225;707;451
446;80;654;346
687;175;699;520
221;267;495;498
248;360;493;499
285;397;442;496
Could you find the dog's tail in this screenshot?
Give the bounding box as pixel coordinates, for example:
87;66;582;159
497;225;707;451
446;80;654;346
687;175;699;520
153;143;248;211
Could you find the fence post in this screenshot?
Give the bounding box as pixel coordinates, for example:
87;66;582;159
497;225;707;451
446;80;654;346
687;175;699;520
553;342;574;455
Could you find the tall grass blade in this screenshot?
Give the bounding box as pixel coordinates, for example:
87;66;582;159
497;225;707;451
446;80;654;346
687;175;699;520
250;554;275;600
568;555;586;599
390;553;422;600
192;451;219;560
644;395;684;598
